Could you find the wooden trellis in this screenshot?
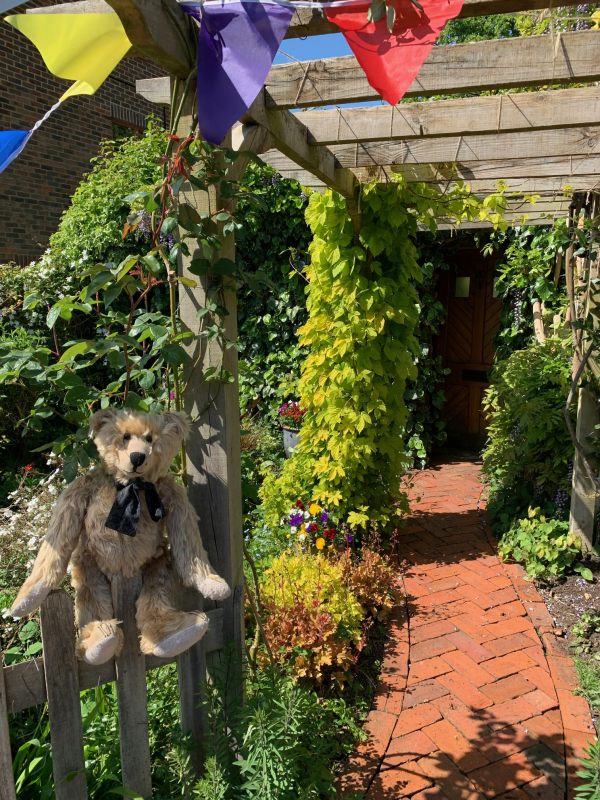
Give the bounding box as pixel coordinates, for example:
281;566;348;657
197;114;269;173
1;0;600;797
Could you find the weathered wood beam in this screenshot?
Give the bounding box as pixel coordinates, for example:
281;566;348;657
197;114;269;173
104;0;195;77
295;87;600;144
267;30;600;108
136;76;172;106
285;0;587;38
262;126;600;170
263;165;600;196
389;154;600;182
244;91;357;201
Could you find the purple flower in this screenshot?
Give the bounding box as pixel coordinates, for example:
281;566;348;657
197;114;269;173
320;511;329;523
290;512;304;526
345;533;354;544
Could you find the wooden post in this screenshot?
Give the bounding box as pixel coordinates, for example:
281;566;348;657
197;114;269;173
111;576;153;799
569;387;599;551
0;659;16;800
39;591;87;800
176;94;245;762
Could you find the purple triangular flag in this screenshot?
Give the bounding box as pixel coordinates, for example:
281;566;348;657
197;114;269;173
183;2;293;144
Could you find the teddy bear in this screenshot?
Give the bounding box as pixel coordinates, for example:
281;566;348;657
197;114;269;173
10;408;231;665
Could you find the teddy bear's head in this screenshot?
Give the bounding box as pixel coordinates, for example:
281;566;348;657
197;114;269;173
89;409;190;483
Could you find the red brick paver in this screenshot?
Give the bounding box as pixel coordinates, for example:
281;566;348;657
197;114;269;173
339;461;597;799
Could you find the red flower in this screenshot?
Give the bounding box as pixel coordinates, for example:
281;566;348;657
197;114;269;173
23;463;34;473
295;499;305;510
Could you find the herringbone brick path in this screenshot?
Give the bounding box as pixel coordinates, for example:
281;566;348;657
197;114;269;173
340;460;596;799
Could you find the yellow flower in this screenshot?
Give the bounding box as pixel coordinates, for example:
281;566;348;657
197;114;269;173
309;503;323;515
315;537;325;550
299;523;306;533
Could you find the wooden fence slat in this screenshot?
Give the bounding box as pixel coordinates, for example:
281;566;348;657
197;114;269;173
111;576;153;800
4;608;223;715
177;586;207;775
0;658;16;800
39;591;88;800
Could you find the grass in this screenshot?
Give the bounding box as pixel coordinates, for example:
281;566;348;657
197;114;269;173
576;657;600;716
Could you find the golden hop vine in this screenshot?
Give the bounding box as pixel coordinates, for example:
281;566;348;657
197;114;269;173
260;178;509;532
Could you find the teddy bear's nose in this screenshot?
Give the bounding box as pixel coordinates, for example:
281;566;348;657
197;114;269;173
130;452;146;468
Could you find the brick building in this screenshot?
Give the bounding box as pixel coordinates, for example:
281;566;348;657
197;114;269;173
0;0;167;264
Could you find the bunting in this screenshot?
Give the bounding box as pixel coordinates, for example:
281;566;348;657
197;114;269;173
5;14;132;101
325;0;464;105
0;14;131;174
183;2;294;145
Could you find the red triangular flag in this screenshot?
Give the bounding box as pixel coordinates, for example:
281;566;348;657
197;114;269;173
325;0;464;105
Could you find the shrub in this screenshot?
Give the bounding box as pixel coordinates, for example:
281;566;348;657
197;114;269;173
497;508;588;580
261;552;363;639
197;667;363;800
260;552;363;683
482;339;573;530
336;548;399;620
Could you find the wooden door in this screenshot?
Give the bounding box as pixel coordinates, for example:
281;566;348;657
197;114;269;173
435;249;502;445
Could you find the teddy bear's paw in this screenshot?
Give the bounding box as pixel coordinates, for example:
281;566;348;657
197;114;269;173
78;620;123;665
10;581;51;618
151;612;209;658
197;574;231;601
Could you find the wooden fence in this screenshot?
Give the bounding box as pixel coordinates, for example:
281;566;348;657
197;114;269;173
0;582;224;800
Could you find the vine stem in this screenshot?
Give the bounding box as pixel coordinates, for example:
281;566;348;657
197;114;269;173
243;540;274;666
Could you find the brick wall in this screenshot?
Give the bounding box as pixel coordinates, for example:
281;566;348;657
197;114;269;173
0;0;168;264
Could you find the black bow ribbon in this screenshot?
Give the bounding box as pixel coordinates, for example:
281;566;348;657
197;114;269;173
105;478;165;537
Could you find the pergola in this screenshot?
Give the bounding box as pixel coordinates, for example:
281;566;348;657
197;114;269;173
0;2;599;798
129;0;600;231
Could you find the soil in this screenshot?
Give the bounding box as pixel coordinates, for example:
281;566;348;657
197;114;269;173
537;563;600;724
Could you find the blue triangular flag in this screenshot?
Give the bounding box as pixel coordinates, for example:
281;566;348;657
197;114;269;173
0;130;31;173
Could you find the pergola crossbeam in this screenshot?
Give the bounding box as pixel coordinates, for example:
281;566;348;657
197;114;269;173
285;0;588;38
267;30;600;108
296;87;600;144
263;126;600;170
243;92;357;201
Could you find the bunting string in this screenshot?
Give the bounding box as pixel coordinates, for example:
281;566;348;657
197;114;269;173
0;14;132;174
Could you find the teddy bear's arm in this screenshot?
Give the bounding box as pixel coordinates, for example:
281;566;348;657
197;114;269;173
162;478;231;602
10;475;92;618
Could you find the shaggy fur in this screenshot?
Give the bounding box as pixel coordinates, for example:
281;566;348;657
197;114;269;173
11;409;230;663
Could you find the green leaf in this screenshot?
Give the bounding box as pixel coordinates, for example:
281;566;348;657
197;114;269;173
141;254;163;276
178;202;202;230
58;341;93;364
161;343;190;365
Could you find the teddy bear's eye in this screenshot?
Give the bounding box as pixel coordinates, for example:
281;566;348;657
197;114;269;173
144;435;153;443
123;433;131;442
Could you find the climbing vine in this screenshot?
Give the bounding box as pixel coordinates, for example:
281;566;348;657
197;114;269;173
260;178;509;531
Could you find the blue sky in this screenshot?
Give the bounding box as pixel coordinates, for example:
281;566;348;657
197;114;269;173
274;32;351;63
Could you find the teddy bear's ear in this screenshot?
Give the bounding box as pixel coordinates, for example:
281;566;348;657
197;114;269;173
89;408;117;437
162;411;190;442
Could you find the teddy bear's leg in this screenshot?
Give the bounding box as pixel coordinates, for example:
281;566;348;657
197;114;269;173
71;548;123;665
136;552;209;658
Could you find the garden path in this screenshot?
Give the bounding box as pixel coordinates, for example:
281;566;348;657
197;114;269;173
340;459;596;799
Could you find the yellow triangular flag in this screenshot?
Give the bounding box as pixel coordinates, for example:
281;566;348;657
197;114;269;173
6;14;131;101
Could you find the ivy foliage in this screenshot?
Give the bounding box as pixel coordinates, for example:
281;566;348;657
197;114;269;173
498;507;591;581
259;179;507;531
260;183;421;531
482;340;573;531
236;166;311;418
48;124;167;271
488;223;570;359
